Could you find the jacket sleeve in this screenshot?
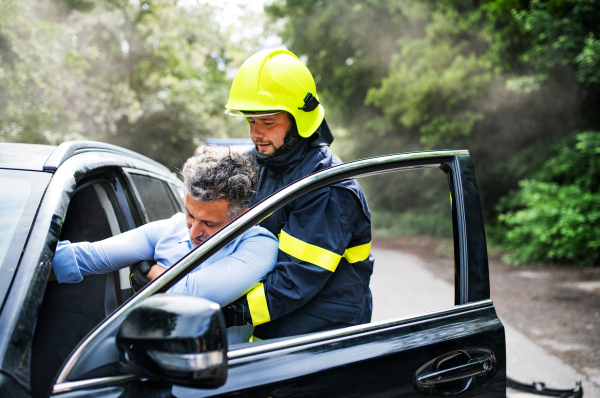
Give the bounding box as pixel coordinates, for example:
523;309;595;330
167;230;278;306
242;187;354;326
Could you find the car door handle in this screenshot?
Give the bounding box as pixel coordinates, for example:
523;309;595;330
416;357;492;386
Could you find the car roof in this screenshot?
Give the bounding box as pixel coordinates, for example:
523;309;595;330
0;141;171;174
0;143;57;171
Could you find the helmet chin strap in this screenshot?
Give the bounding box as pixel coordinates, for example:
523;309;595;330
256;119;302;160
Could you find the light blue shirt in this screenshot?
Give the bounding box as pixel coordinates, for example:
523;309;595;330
52;213;278;307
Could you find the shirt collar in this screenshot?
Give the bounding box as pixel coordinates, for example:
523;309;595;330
178;228;191;244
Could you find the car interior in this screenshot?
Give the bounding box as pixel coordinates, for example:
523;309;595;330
30;168;182;398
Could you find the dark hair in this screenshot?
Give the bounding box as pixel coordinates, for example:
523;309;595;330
181;147;258;215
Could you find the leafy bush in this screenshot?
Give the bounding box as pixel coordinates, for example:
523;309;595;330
498;131;600;265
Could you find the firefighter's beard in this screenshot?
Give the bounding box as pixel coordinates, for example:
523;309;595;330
190;233;208;249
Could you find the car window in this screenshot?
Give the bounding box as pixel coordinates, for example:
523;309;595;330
169;182;185;209
229;167;455;349
0;177;31;265
129;173;180;222
364;168;454;321
0;170;51;305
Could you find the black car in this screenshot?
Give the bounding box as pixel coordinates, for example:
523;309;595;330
0;141;506;397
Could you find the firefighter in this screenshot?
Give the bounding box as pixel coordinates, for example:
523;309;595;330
223;49;375;340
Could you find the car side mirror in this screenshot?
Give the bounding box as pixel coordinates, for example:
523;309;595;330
116;294;227;388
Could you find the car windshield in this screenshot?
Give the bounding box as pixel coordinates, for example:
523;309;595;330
0;170;52;303
0;177;32;264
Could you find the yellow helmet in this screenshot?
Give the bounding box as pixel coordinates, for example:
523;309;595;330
225;49;325;138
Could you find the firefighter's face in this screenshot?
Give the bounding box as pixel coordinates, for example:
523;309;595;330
184;195;233;248
247;112;292;155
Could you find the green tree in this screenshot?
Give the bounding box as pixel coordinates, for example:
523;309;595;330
266;0;584;224
1;0;236;170
0;0;89;144
498;131;600;265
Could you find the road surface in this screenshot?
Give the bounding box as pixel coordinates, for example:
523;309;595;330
370;246;600;397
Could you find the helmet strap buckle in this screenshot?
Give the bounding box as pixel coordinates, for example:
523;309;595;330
298;92;320;112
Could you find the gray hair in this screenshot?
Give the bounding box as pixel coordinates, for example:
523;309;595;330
182;147;258;216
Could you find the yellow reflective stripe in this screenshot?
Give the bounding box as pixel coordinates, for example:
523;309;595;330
279;230;341;272
247;283;270;326
343;241;371;263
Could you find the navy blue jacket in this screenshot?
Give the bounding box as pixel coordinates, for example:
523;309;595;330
239;121;374;339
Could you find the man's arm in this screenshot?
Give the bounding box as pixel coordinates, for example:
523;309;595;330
51;220;162;283
167;229;278;306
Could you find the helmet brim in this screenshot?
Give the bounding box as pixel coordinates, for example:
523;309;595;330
224;109;285;118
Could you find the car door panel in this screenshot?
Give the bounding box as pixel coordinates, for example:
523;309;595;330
53;303;504;398
165;303;505;398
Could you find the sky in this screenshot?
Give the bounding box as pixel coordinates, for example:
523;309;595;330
200;0;273;28
180;0;284;48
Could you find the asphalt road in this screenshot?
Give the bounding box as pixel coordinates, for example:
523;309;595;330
370;246;600;397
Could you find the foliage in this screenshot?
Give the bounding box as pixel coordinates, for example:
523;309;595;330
3;0;600;264
0;0;235;170
498;132;600;265
514;0;600;84
267;0;583;216
366;4;494;147
0;0;88;144
269;0;600;265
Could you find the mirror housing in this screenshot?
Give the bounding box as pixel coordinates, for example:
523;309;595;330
117;294;227;388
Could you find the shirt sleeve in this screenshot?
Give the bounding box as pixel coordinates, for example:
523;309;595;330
167;230;279;306
51;220;166;283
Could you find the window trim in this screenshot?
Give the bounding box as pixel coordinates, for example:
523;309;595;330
228;299;494;359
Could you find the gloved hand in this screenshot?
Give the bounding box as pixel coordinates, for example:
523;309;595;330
130;260;154;293
221;302;250;328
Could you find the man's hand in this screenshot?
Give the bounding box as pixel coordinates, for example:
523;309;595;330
147;264;167;281
130;260;154;293
130;261;168;293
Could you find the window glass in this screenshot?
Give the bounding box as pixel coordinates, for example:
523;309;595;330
130;174;179;222
0;170;51;302
170;182;185;210
362;168;455;321
0;177;31;265
222;166;457;349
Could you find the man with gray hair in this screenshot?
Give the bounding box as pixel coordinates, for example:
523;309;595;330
51;147;278;309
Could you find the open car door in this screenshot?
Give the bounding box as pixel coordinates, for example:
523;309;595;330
50;150;506;398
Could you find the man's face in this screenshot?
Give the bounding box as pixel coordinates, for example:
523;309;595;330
184;194;233;248
247;112;292;155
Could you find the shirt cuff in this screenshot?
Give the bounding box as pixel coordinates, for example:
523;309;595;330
52;241;84;283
